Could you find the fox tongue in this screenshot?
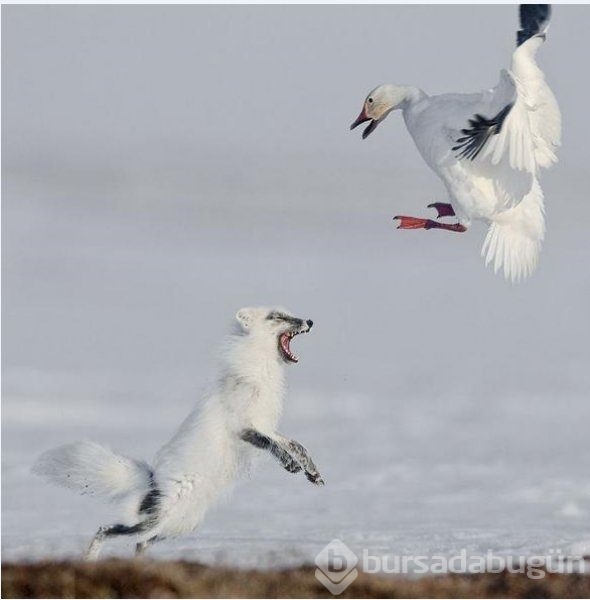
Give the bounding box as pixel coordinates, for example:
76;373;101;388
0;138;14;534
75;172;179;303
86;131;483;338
280;333;298;362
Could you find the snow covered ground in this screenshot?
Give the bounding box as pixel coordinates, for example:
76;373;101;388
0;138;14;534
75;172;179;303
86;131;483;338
3;4;590;570
3;177;590;567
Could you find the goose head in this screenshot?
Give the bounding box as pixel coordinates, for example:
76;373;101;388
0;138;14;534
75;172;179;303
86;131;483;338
350;84;407;139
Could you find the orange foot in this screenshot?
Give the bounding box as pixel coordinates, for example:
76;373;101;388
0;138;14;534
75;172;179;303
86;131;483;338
394;216;466;233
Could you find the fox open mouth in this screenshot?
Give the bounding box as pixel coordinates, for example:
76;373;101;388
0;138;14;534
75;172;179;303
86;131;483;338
278;331;304;363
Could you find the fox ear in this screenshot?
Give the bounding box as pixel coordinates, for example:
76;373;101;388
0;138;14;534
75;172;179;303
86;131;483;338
236;308;254;330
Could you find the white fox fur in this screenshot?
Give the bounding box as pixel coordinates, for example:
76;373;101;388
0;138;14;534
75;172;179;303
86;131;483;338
32;441;152;501
33;307;322;560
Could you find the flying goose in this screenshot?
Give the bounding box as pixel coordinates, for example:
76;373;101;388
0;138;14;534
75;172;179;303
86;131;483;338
351;5;561;282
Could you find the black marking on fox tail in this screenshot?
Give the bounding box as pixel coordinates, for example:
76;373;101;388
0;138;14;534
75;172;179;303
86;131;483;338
139;471;161;516
517;4;551;47
94;475;161;543
453;103;513;161
102;523;150;536
91;517;158;545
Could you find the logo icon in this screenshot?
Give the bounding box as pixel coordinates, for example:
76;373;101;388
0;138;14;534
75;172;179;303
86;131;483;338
315;539;358;595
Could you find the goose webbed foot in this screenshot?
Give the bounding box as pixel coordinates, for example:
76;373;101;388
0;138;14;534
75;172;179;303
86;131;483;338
394;216;466;233
427;202;456;218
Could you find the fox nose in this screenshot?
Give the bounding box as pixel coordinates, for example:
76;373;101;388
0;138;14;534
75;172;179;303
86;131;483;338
306;319;313;329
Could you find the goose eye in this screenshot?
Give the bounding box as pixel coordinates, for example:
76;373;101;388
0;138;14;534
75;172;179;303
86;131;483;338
368;98;373;103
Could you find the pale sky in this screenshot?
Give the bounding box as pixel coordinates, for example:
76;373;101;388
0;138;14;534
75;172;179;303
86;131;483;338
3;5;590;402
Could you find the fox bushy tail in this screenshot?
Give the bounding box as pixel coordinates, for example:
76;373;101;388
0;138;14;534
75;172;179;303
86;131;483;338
32;440;152;501
482;178;545;283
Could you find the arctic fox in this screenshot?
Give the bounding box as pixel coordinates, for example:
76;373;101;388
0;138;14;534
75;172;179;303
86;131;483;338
33;307;323;560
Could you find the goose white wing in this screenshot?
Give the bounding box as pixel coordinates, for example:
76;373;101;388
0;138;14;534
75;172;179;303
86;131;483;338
509;36;561;169
449;69;533;210
450;9;561;209
475;38;561;174
444;5;561;282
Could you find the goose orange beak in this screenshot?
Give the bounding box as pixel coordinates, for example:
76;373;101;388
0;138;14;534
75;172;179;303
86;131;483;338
350;109;379;139
350;109;370;130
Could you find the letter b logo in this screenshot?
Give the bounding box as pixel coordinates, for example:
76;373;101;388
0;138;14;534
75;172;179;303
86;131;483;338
315;539;358;595
328;548;348;572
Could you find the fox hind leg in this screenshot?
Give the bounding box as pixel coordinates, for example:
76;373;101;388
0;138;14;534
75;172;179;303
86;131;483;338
85;525;108;561
135;535;159;557
85;522;157;561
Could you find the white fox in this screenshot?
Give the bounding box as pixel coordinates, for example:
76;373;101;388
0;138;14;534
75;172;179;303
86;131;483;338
33;307;323;560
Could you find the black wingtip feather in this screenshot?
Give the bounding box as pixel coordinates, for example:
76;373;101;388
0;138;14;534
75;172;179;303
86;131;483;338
517;4;551;46
453;104;514;162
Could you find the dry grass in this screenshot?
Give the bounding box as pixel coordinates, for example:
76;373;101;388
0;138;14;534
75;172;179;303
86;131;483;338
2;560;590;599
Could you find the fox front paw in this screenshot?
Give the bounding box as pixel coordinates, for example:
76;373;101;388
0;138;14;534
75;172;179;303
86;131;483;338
306;471;325;486
283;458;302;473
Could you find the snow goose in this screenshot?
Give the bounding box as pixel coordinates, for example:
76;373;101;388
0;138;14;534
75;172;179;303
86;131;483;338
350;5;561;282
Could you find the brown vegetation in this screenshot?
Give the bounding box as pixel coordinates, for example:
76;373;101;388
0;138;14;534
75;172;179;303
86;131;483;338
2;560;590;599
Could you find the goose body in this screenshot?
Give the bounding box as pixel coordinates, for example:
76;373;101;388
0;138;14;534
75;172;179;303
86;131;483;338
351;5;561;282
